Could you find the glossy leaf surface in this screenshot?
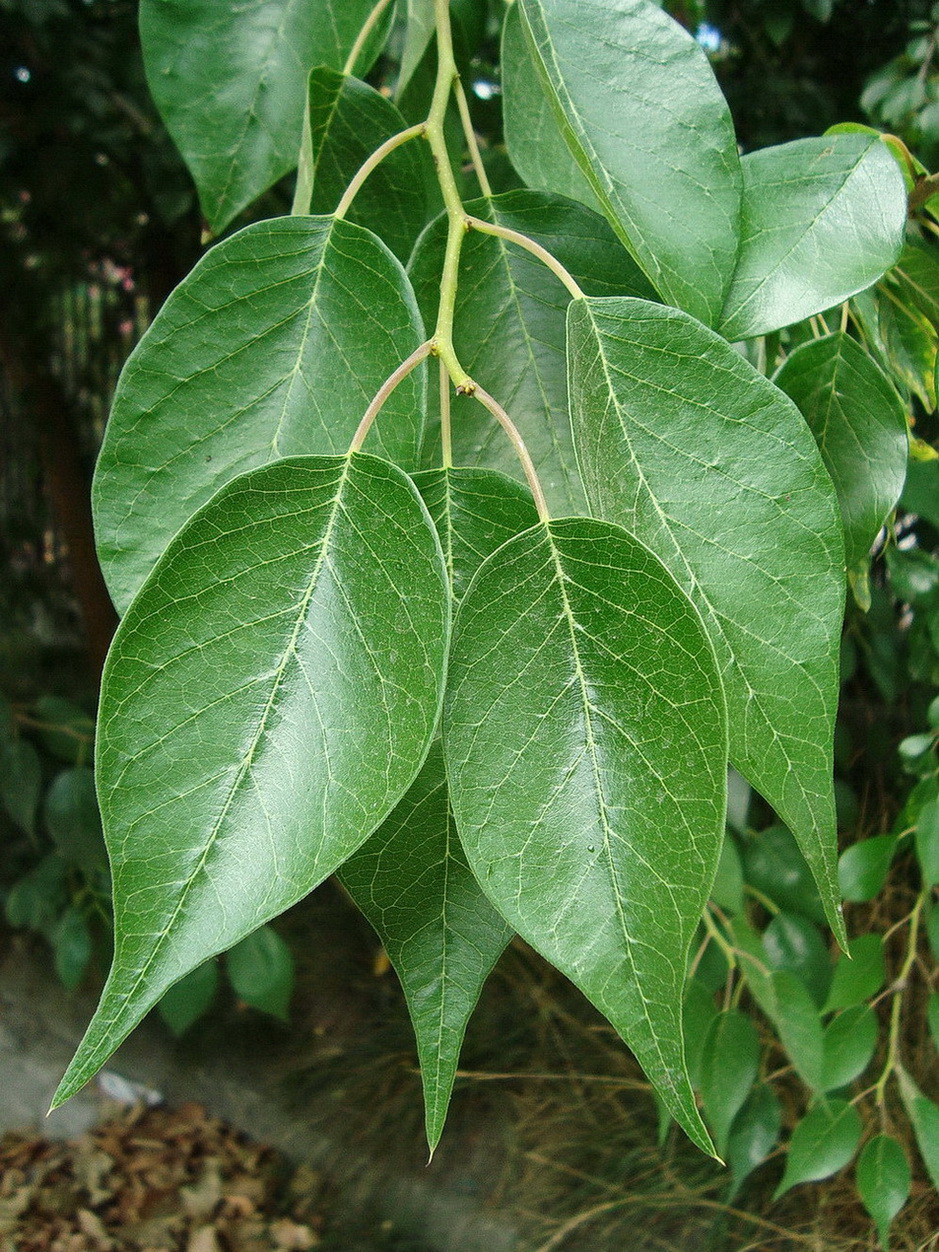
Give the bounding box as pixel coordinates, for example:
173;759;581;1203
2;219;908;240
762;912;831;1008
409;190;653;515
305;69;432;262
773;1099;862;1198
568;297;845;938
823;934;885;1012
727;1084;782;1198
517;0;741;325
95;217;426;614
445;518;727;1152
838;835;897;903
720;135;907;340
856;1135;911;1251
140;0;382;231
820;1005;879;1092
699;1010;759;1157
775;333;908;576
54;454;449;1106
772;971;824;1092
340;745;512;1152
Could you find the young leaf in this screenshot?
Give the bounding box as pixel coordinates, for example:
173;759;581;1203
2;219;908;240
771;971;824;1092
699;1010;760;1158
139;0;385;232
412;467;540;603
719;135;907;340
445;517;728;1153
305;68;433;263
774;333;908;579
158;961;219;1037
820;1005;879;1092
838;835;897;903
501;4;602;216
0;739;41;838
94;217;426;614
823;934;886;1013
568;297;846;941
856;1135;911;1251
897;1066;939;1191
726;1083;782;1199
773;1099;862;1199
409;189;653;515
227;925;294;1020
517;0;742;325
339;745;513;1153
53;454;449;1107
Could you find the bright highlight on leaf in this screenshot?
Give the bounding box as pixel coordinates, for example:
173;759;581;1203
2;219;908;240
53;454;449;1108
445;517;727;1153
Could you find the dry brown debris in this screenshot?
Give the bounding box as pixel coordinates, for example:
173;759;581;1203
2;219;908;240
0;1102;326;1252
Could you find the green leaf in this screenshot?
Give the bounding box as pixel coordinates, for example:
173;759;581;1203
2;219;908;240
34;696;94;766
94;217;426;614
44;768;106;872
500;4;602;215
727;916;779;1021
771;970;824;1092
726;1083;782;1198
891;241;939;330
683;978;719;1090
928;993;939;1053
897;1067;939;1191
916;799;939;887
762;913;831;1008
517;0;741;325
0;739;41;838
54;453;449;1107
774;334;908;574
699;1010;760;1158
227;924;293;1020
411;467;540;603
838;835;897;903
52;906;93;992
852;285;937;411
901;460;939;530
927;904;939;960
339;745;512;1152
568;297;846;941
445;518;727;1153
823;934;885;1012
710;835;744;915
5;854;68;934
742;825;825;923
719;135;907;340
856;1135;911;1251
305;68;432;263
0;695;13;743
820;1005;878;1093
158;961;219;1037
399;0;436;97
408;189;653;516
773;1098;862;1198
139;0;385;232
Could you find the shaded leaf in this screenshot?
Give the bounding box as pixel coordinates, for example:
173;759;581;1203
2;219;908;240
340;745;512;1152
710;835;744;914
774;333;908;574
52;907;93;992
683;978;719;1090
763;913;831;1008
568;297;846;940
838;835;897;903
94;217;426;614
823;934;885;1012
742;825;825;923
929;993;939;1053
44;768;106;872
445;518;727;1153
412;467;540;603
727;1083;782;1199
720;136;906;340
227;925;293;1021
34;696;95;765
916;799;939;887
140;0;384;231
856;1134;911;1251
158;962;219;1037
398;0;436;97
517;0;741;325
771;970;824;1092
4;854;69;934
0;740;41;838
409;189;653;515
699;1010;759;1158
820;1005;879;1092
54;454;449;1106
773;1098;862;1198
897;1067;939;1191
305;68;432;262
